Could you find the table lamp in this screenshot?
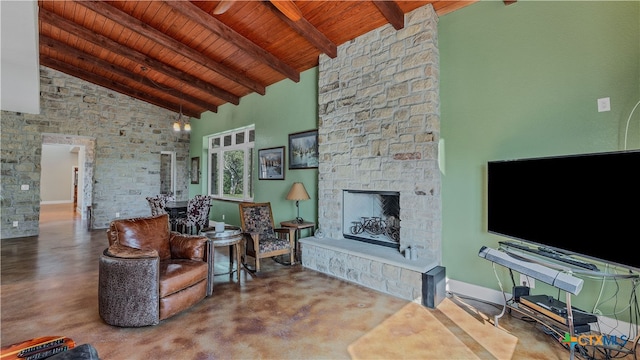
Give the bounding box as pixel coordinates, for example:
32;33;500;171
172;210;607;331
286;182;310;223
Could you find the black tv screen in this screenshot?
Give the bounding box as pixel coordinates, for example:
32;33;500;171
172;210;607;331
487;150;640;271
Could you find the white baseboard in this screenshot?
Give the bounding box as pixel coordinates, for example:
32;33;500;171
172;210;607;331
446;278;638;340
40;200;73;205
447;279;508;305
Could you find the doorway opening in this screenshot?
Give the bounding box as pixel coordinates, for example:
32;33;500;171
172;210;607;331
160;151;176;196
40;134;95;229
73;166;79;211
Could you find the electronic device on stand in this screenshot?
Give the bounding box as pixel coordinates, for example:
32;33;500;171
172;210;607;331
479;244;639;360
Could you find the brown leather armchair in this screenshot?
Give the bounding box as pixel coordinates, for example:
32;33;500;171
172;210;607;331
98;214;214;327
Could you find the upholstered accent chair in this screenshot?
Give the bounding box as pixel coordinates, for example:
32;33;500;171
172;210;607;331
146;195;167;216
238;202;295;272
98;214;214;327
176;195;212;234
161;192;176;205
145;193;175;216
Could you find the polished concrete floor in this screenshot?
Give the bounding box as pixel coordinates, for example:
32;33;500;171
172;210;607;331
0;204;596;359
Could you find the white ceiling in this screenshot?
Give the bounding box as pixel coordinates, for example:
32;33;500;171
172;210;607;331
1;0;40;114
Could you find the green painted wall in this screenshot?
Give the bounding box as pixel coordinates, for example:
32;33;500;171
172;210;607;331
188;68;319;229
440;1;639;322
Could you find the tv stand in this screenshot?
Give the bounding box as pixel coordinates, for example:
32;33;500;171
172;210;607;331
499;286;583;359
479;245;639;360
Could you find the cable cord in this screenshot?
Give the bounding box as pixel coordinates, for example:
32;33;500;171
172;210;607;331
626;279;640;342
493;262;507;300
593;263;610;314
624;99;640;150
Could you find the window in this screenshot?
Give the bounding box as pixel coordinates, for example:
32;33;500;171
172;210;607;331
208;126;254;201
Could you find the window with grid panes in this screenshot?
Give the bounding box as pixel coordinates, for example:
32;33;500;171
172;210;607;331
207;126;254;201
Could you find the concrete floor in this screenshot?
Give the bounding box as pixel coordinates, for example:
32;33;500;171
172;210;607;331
0;204;602;359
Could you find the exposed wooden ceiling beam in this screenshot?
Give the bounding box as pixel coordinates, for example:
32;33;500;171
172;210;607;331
264;1;337;58
373;0;404;30
79;1;265;96
39;35;218;114
167;1;300;83
40;57;202;119
34;0;479;114
39;7;240;106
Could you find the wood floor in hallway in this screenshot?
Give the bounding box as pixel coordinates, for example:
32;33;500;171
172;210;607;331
1;204;582;359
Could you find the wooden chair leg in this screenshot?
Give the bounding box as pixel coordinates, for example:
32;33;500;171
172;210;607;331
255;257;260;272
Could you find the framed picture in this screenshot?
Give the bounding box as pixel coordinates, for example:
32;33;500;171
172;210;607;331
190;157;200;184
258;146;285;180
288;129;319;169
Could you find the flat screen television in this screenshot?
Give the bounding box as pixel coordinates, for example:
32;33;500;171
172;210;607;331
487;149;640;272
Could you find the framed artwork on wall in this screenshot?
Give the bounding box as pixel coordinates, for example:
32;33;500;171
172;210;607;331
258;146;285;180
288;129;318;169
190;157;200;184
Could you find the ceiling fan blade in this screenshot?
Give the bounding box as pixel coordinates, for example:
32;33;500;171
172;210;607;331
269;0;303;21
213;0;234;15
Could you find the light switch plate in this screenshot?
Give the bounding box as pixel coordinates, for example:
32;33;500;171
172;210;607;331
597;97;611;112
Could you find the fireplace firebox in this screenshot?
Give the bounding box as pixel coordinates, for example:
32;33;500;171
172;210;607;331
342;190;400;249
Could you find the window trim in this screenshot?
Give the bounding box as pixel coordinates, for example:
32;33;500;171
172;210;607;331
206;126;254;202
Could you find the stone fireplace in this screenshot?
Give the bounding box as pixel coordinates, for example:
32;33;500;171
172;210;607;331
301;5;442;302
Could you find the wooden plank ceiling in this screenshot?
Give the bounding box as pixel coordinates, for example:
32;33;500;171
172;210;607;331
38;1;480;119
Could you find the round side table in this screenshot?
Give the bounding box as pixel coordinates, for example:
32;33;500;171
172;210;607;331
201;226;244;283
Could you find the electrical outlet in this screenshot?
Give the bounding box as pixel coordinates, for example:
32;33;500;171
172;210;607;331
222;214;225;220
115;212;120;218
597;97;611;112
520;274;535;289
21;184;29;190
12;221;18;227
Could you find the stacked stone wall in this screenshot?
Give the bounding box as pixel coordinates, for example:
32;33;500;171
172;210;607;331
1;67;190;239
316;5;442;261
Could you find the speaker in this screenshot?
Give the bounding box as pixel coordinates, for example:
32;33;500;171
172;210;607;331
478;246;583;295
422;266;446;308
553;271;584;295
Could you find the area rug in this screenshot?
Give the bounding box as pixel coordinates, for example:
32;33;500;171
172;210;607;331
348;297;518;359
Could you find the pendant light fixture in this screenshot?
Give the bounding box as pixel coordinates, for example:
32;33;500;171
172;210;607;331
140;66;191;132
173;104;190;132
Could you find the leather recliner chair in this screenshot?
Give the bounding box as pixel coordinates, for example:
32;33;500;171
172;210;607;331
98;214;214;327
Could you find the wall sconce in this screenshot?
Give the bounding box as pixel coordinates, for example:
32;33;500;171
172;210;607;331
286;182;310;223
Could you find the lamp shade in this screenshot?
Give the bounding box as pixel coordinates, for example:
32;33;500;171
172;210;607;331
286;182;310;201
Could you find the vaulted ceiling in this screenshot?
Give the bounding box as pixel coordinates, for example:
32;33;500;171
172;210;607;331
38;1;481;119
